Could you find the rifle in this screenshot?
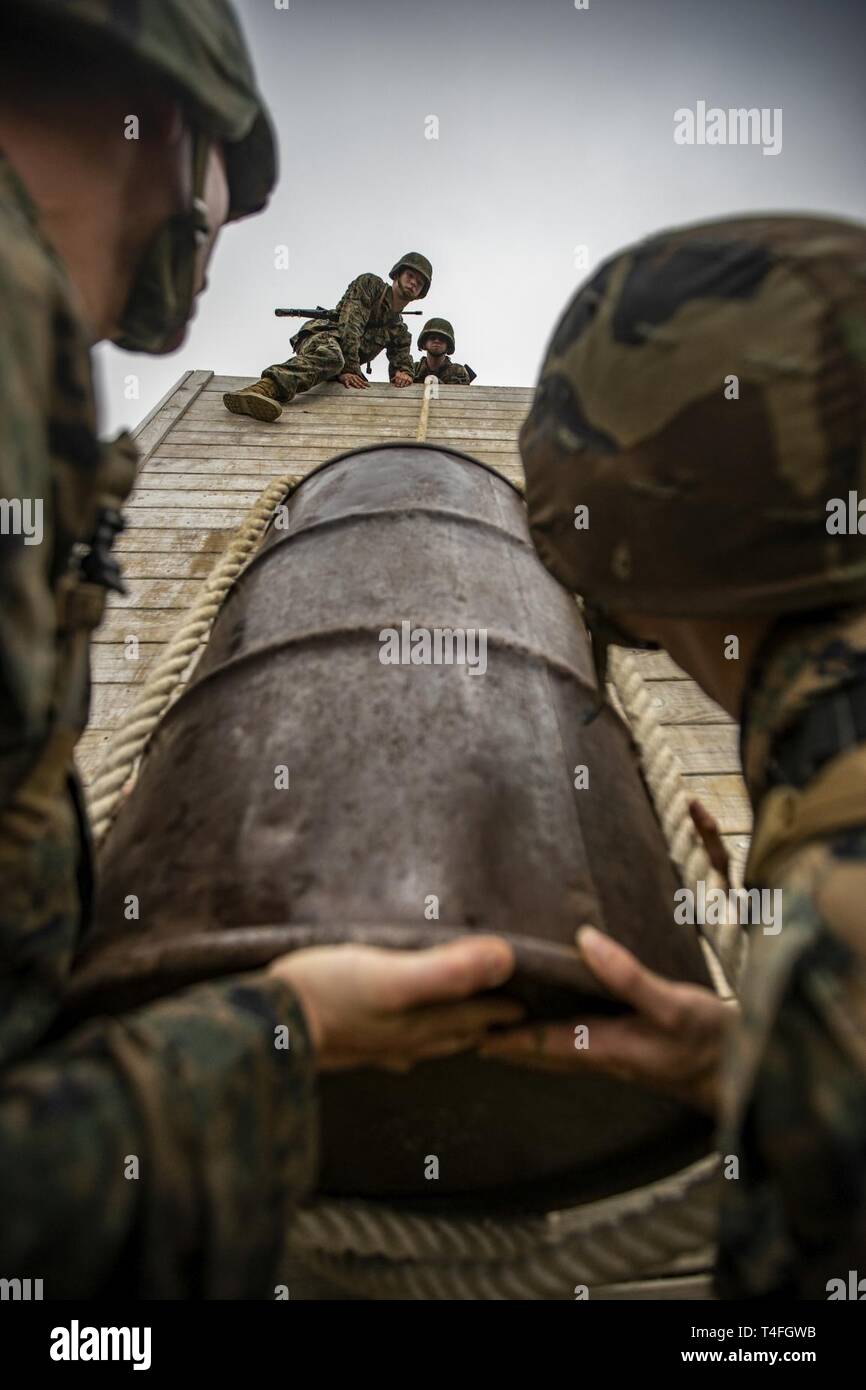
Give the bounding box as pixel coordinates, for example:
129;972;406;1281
274;306;423;318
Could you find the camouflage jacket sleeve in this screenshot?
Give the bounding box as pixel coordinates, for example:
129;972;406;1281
715;830;866;1299
442;362;473;385
385;318;414;380
0;970;318;1298
335;273;382;375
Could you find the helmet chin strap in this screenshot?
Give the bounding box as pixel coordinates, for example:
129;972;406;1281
111;129;212;355
581;600;661;725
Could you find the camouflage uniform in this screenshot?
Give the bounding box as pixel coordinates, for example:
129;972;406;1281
264;273;416;400
520;215;866;1299
413;355;475;385
0;2;318;1298
716;610;866;1298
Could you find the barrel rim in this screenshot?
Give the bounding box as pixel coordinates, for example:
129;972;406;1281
286;440;526;499
68;924;616;1016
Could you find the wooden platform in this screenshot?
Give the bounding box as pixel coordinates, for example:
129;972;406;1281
84;369;752;879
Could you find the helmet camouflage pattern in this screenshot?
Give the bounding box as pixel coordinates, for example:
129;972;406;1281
389;252;433;297
3;0;277;221
418;317;456;353
520;214;866;620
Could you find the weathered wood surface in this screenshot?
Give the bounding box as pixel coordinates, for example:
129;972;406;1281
83;372;752;879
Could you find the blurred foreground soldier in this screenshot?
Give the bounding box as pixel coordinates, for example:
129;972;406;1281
489;215;866;1299
0;1;516;1297
413;317;476;385
223;253;432;421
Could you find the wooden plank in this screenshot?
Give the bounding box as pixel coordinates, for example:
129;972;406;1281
117;552;217;578
131;475;317;497
135;473;292;491
124;509;246;529
141;457;369;476
159;432;524;451
169;422;525;444
93;611;191;641
196;405;530;420
722;834;751;885
155;445;362;461
88;683;144;729
126;488;262;508
116;528;231;554
200;402;531;422
176;413;527;431
199;405;530;419
108;577;206;610
133;369;213;460
665;724;742;774
75;730;114;781
679;773;752;834
91;643;165;682
471;457;522;475
641;680;734;725
207;379;536;398
626;650;691;680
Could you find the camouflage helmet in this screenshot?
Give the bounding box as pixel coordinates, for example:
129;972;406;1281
521;215;866;622
3;0;277;221
390;252;433;297
418;317;456;354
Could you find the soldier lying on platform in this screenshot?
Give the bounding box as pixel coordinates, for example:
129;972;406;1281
223;252;433;422
413;318;476;385
488;213;866;1302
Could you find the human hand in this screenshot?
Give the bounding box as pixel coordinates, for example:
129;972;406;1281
688;798;731;887
479;926;732;1115
269;935;522;1072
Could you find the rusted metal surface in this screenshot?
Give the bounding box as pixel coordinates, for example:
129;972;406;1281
71;443;714;1206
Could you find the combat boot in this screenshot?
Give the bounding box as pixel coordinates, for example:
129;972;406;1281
223;377;284;423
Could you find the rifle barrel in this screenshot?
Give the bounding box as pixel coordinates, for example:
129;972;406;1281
274;307;423;317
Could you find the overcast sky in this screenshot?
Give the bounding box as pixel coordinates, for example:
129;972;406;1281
94;0;866;437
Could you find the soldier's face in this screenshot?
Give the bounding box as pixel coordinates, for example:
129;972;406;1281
425;336;448;354
399;269;424;299
192;143;230;300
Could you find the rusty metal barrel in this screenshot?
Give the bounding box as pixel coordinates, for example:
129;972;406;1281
71;443;713;1207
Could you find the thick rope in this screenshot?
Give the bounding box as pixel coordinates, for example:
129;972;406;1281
87;472;302;843
415;374;436;442
606;647;748;994
287;1153;720;1300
